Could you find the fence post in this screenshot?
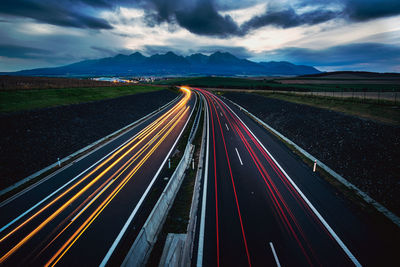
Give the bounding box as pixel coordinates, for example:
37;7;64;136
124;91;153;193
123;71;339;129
378;89;381;103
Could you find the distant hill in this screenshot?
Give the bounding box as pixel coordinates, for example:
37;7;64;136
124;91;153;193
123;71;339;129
4;51;321;77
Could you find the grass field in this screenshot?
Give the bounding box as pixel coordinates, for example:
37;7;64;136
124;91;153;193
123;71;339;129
255;92;400;125
0;85;166;113
156;76;400;92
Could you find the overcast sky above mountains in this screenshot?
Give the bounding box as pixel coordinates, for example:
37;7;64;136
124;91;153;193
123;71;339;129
0;0;399;72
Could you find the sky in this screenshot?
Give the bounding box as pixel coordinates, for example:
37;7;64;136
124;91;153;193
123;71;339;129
0;0;399;72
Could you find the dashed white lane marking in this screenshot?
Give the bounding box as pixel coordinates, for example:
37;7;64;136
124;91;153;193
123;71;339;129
225;123;229;131
235;147;243;165
269;242;281;267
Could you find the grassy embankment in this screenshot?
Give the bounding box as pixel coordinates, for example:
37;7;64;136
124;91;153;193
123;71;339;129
0;85;165;113
253;92;400;125
156;76;399;92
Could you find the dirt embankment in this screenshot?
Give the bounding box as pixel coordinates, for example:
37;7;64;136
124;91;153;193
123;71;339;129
225;92;400;215
0;90;176;189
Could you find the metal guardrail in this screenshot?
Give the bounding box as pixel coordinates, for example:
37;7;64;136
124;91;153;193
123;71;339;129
0;94;181;199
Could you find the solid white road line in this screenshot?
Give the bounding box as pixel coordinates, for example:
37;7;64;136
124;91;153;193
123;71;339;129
223;98;362;267
235;147;243;166
99;95;197;267
269;242;281;267
197;95;210;267
225;123;229;131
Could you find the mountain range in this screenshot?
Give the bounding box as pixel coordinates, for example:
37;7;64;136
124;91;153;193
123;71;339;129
5;51;321;76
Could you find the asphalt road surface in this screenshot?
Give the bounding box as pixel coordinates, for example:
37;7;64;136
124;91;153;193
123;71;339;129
195;88;400;267
1;86;399;267
0;88;195;266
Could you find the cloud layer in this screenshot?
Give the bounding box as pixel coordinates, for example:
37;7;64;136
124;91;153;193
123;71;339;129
0;0;399;72
1;0;399;36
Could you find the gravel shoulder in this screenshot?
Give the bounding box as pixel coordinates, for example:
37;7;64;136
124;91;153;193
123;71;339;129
224;92;400;216
0;89;176;190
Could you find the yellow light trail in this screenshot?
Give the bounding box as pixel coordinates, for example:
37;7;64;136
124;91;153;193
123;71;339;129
0;88;191;264
46;106;189;267
37;104;188;257
0;89;189;243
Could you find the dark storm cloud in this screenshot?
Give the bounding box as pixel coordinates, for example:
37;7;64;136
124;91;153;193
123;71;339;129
241;7;339;32
264;43;400;68
0;44;49;59
141;0;240;36
0;0;113;29
344;0;400;21
1;0;400;36
140;0;400;37
175;1;239;36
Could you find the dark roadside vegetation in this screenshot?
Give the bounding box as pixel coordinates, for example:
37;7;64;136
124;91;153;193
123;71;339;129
224;92;400;216
0;77;177;190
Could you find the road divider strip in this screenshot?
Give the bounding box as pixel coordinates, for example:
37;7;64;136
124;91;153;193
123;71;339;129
224;96;400;229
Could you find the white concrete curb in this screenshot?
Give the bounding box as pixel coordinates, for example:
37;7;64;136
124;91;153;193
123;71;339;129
0;95;181;198
224;96;400;228
121;145;195;267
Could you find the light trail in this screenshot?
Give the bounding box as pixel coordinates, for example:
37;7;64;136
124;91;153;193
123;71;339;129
197;88;360;266
208;93;252;267
0;92;188;241
203;89;314;264
37;105;189;257
46;107;189;267
0;88;192;265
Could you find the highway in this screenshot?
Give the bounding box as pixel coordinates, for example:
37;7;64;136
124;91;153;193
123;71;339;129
1;86;399;267
0;87;195;266
194;88;399;266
